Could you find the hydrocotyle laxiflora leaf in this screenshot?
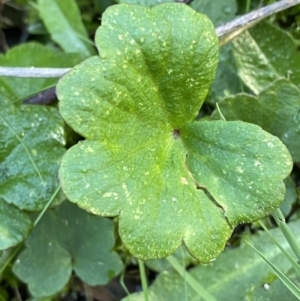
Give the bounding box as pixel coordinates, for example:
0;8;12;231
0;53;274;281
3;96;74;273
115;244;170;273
57;3;292;262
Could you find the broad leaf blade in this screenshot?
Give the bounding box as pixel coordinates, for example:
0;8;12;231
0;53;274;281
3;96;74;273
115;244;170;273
0;104;66;211
0;200;31;250
58;3;292;262
13;201;123;297
36;0;95;58
233;22;300;94
181;120;292;225
211;79;300;162
58;3;224;262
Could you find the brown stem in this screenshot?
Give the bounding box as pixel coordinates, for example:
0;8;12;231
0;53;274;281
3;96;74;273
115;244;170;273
216;0;300;37
0;0;299;78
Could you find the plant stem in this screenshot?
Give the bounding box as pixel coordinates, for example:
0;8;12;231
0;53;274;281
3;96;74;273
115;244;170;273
216;103;226;121
246;0;251;12
273;208;300;263
0;67;70;78
216;0;300;37
138;260;149;301
33;186;60;227
258;220;300;275
167;256;217;301
120;268;131;296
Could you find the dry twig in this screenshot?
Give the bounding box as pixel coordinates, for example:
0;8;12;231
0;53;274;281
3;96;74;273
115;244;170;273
0;0;299;78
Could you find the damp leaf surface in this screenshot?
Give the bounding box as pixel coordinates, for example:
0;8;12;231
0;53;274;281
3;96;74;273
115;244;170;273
0;103;66;211
57;3;292;262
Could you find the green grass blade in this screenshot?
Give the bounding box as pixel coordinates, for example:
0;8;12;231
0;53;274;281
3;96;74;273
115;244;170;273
258;220;300;276
273;208;300;263
216;103;226;121
180;247;189;301
167;256;218;301
120;268;131;297
33;186;60;227
0;114;45;186
138;259;149;301
246;240;300;299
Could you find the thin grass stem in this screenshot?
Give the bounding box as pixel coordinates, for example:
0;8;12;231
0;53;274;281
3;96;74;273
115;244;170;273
216;103;226;121
138;260;149;301
167;256;217;301
120;268;131;297
273;208;300;263
258;220;300;276
246;240;300;299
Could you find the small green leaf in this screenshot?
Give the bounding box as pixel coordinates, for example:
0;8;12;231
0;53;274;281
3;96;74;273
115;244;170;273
233;22;300;94
58;3;292;262
36;0;96;58
0;200;31;250
211;79;300;162
13;201;123;297
0;42;81;102
122;220;300;301
0;103;66;211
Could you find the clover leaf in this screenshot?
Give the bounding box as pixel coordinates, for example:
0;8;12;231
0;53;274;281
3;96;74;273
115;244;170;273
13;201;123;298
57;3;292;262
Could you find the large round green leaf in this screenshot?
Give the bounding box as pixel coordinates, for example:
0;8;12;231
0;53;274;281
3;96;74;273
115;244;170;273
57;3;292;262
